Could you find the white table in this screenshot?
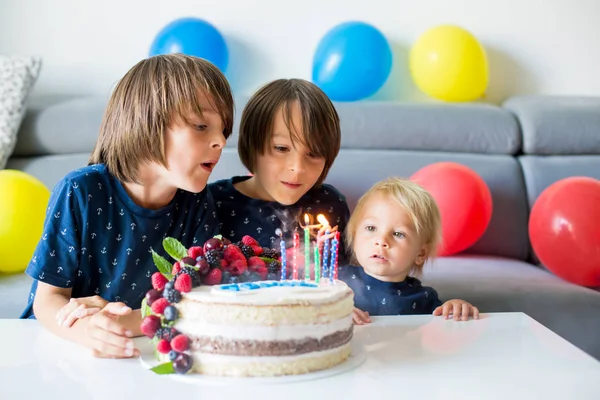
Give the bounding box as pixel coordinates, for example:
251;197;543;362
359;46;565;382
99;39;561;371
1;312;600;399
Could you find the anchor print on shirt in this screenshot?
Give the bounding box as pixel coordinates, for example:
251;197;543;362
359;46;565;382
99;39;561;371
204;224;210;231
131;283;137;290
38;272;45;280
54;212;61;219
121;273;127;280
49;250;56;257
61;228;67;236
244;218;249;224
67;189;72;197
97;183;103;190
78;270;83;277
126;248;132;256
231;210;236;217
119;209;125;216
193;237;198;244
95;287;100;295
155;223;159;230
217;201;222;208
381;298;387;306
130;223;136;231
146;271;152;278
42;233;48;241
33;256;37;263
116;234;122;241
204;202;208;209
57;266;63;274
101;247;107;254
98;267;103;274
229;230;235;237
91;233;97;239
412;302;417;309
68;245;75;253
366;285;371;291
72;182;79;189
135;259;140;266
81;247;87;254
88;194;92;202
397;289;402;296
97;208;102;216
142;235;147;242
106;223;112;230
108;196;113;204
106;281;111;289
112;259;118;266
256;227;263;234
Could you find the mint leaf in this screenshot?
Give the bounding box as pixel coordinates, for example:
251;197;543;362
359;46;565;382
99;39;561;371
260;257;277;264
141;297;151;318
163;237;188;261
150;361;175;375
213;234;223;240
152;249;173;279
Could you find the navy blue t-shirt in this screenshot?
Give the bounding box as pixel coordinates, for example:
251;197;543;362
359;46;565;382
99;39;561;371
338;265;443;316
208;176;350;264
21;164;219;318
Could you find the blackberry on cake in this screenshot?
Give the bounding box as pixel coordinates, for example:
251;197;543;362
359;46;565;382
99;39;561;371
204;249;222;268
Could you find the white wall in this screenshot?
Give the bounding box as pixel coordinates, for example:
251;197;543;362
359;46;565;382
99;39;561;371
1;0;599;104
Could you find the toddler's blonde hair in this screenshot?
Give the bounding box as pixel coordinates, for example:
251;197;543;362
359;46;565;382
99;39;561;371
345;177;442;277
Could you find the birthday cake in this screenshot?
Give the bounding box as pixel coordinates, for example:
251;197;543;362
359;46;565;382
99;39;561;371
140;235;354;377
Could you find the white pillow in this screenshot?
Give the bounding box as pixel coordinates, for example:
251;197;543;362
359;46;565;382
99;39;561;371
0;56;42;169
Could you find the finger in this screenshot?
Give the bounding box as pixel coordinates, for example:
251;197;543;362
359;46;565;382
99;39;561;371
443;304;451;319
354;308;370;322
91;340;137;358
353;314;364;325
453;303;461;320
56;300;81;326
89;324;136;355
102;302;132;316
77;307;102;319
93;312;132;337
62;304;86;327
433;306;442;316
461;303;470;321
472;307;480;320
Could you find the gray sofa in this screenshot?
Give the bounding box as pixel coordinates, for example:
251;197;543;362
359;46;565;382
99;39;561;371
2;94;600;360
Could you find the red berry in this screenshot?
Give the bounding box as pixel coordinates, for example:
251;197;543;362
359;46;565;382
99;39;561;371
171;261;182;275
220;259;228;269
248;256;266;270
170;334;190;352
202;268;222;285
174;274;192;293
241;235;259;247
156;339;171;354
151;298;170;315
187;246;204;259
181;257;196;267
140;315;161;338
145;289;162;306
251;245;263;256
196;259;210;275
203;238;224;253
222;238;232;245
151;272;168;291
229;259;247;276
223;244;243;262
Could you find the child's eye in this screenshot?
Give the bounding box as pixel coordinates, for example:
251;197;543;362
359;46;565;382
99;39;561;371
394;231;406;238
365;225;375;232
194;124;208;131
307;152;320;159
274;146;289;153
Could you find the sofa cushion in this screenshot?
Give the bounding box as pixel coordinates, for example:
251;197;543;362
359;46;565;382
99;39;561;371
0;56;41;167
504;95;600;155
422;256;600;360
5;153;90;190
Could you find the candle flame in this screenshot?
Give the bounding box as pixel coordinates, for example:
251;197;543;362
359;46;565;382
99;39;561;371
304;213;309;225
316;214;329;227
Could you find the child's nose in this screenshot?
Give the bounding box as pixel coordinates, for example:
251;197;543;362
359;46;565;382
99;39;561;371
210;130;226;149
374;238;389;248
288;154;305;173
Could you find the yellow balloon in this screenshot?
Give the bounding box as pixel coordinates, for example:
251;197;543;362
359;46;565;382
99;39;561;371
0;170;50;273
410;25;488;102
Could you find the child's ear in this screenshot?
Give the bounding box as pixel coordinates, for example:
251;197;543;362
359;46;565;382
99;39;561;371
415;246;429;266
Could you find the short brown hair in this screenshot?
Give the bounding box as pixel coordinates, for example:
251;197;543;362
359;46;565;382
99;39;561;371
89;53;234;183
238;79;340;186
346;177;442;277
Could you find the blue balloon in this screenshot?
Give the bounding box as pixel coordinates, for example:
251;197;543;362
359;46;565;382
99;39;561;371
312;21;392;102
149;17;228;72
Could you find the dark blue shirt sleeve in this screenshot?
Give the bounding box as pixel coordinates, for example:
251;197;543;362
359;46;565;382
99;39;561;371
25;178;82;288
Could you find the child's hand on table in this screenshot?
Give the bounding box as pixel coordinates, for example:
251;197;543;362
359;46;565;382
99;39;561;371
434;299;480;321
56;295;108;327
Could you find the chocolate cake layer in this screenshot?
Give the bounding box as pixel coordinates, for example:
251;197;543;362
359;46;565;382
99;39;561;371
190;327;353;357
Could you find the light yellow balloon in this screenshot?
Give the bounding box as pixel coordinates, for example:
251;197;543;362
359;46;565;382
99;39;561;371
410;25;488;102
0;170;50;273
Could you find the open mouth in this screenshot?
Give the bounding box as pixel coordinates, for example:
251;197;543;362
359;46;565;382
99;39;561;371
201;160;217;172
281;181;302;189
371;254;387;262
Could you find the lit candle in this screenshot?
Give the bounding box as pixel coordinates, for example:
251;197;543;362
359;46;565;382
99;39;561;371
304;214;310;281
280;238;287;281
334;231;340;280
322;229;330;280
329;237;338;284
293;230;300;280
314;244;320;283
316;214;329;280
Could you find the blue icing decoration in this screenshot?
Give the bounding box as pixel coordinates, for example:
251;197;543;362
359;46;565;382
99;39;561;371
217;280;319;292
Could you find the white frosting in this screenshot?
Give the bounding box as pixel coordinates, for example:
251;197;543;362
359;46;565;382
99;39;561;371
183;280;352;306
175;315;353;341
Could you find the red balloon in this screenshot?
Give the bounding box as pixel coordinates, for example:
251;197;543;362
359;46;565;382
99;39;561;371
411;162;493;256
529;177;600;287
